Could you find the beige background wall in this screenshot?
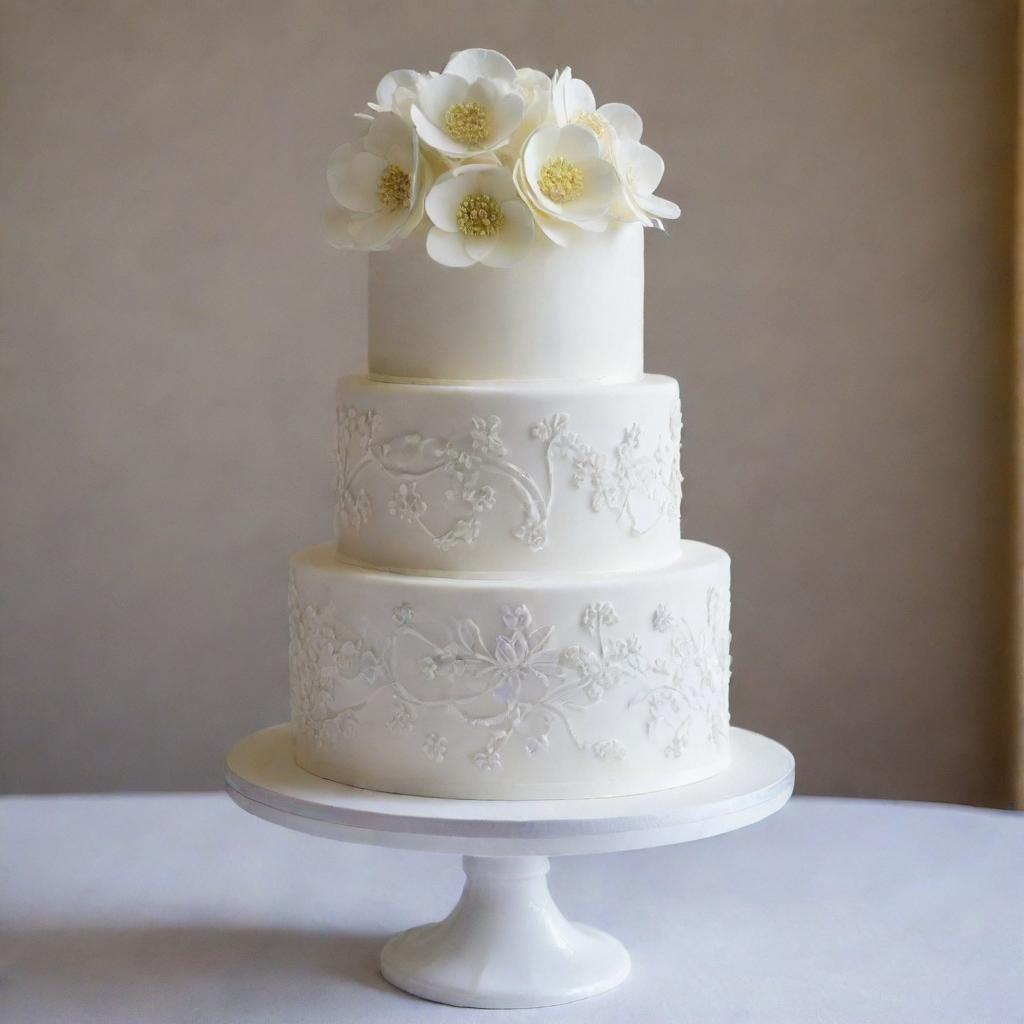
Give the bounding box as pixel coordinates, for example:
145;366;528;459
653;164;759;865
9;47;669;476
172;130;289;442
1;1;1016;804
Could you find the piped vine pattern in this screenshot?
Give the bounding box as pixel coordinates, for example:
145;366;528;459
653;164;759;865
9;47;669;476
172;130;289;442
289;570;729;772
334;400;682;552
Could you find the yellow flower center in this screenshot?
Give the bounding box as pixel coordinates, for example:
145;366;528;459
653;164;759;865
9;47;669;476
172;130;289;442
572;111;606;139
456;193;505;238
537;156;584;204
444;101;489;145
376;163;411;211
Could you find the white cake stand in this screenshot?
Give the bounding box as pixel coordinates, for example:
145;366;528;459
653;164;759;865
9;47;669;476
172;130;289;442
225;724;794;1010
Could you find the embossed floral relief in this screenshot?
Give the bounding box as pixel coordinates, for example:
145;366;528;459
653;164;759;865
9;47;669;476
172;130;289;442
334;400;682;552
631;591;731;758
289;569;729;772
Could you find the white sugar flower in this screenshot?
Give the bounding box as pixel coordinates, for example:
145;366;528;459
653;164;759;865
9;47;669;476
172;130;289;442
613;139;681;228
424;164;534;267
369;68;424;121
443;47;518;85
410;50;525;160
552;67;643;156
325;113;429;251
514;124;620;245
508;67;552;152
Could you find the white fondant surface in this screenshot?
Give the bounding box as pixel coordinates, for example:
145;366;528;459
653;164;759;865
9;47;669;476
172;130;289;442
334;374;682;574
290;541;731;800
368;224;644;383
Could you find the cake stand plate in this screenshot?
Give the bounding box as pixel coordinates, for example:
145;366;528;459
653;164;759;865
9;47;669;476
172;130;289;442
225;724;794;1009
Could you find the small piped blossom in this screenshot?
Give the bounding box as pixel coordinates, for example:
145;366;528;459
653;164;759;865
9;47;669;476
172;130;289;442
470;415;507;456
592;738;626;762
392;603;414;626
471;746;503;771
653;604;675;633
502;604;532;631
388;482;427;523
581;602;619;635
422;733;448;763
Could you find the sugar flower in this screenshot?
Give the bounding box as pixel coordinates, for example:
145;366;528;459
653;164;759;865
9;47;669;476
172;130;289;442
551;67;643;156
410;52;525;160
613;139;681;228
369;69;423;121
424;164;534;267
508;67;552;152
324;48;682;266
325;113;428;250
514;124;620;245
443;47;518;85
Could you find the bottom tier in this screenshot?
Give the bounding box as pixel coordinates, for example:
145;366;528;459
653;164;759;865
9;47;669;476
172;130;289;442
289;543;732;799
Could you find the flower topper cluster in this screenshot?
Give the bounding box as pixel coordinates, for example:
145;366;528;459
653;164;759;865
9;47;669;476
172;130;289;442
326;48;680;268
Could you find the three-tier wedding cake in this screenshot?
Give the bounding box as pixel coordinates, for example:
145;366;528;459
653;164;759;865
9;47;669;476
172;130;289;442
288;49;731;800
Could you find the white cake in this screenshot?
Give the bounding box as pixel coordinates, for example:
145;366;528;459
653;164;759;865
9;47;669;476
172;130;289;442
292;48;730;799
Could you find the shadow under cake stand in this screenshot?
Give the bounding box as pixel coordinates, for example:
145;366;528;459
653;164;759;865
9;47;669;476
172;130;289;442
225;724;794;1009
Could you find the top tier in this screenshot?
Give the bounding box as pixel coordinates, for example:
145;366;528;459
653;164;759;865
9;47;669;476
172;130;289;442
368;222;644;383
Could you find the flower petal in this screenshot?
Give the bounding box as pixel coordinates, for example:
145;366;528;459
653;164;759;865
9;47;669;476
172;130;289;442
424;168;480;231
384;141;413;174
444;48;517;84
426;226;476;267
410;104;469;156
324;207;362;248
599;102;643;142
349;208;408;249
566;155;620;216
575;214;612;232
483;201;534;266
329;149;387;213
327;142;358;203
640;193;681;220
619;140;665;194
555;123;602;162
534;209;577;246
365;111;411;158
486;90;527;145
522;125;562;181
375;69;421;111
515;67;552;100
563;76;596;119
464;231;498;262
476;165;517;202
415;74;469;123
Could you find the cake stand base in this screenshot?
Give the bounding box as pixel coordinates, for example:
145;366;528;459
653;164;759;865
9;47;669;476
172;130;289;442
380;855;629;1008
226;724;794;1009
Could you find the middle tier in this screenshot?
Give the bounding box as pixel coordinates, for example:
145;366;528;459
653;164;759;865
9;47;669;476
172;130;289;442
335;374;683;575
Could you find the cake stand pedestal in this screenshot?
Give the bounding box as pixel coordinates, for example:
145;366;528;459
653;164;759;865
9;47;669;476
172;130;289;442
225;724;794;1010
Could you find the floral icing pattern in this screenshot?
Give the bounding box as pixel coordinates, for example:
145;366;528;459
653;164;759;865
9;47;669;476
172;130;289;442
630;589;731;758
289;569;729;771
334;400;682;552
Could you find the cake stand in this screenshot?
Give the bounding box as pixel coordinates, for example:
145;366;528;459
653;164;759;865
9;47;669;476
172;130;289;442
225;724;794;1009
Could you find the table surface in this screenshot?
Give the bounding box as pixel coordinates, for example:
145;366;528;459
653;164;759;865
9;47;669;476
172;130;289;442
1;793;1021;1023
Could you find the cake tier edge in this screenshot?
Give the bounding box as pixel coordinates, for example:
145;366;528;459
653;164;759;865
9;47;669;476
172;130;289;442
334;373;683;575
290;541;731;800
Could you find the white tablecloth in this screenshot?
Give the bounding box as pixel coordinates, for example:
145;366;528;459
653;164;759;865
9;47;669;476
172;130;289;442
1;793;1020;1022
